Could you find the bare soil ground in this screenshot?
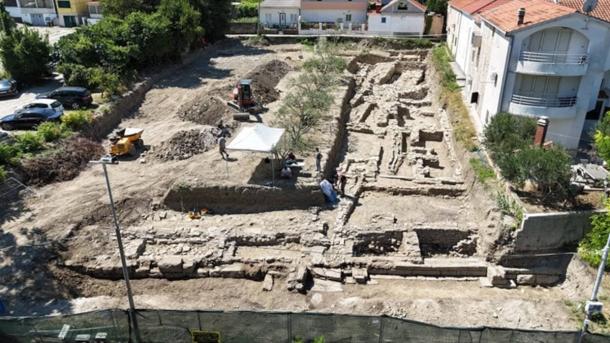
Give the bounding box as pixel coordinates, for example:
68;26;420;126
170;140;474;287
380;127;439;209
0;39;599;334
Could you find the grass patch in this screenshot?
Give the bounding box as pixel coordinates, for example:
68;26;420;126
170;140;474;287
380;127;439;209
469;157;496;184
37;122;72;142
61;110;93;131
431;44;477;151
14;132;44;154
496;192;524;226
370;37;433;49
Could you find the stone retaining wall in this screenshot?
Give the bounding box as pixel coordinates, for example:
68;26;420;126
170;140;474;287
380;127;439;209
163;184;325;214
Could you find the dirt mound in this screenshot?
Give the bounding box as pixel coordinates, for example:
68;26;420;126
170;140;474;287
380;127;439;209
154;128;218;161
178;95;231;125
245;59;291;104
18;136;104;186
177;60;290;125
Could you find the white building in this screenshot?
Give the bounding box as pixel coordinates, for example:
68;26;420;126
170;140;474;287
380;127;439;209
86;1;102;25
368;0;426;35
260;0;300;28
5;0;57;26
447;0;610;149
301;0;368;26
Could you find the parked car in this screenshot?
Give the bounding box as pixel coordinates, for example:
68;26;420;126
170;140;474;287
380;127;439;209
37;86;92;109
0;79;18;98
19;99;64;117
0;107;62;130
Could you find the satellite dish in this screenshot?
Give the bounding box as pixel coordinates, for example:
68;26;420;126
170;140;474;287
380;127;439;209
583;0;598;13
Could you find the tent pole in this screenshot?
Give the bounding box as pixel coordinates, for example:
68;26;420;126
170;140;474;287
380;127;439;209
271;155;275;186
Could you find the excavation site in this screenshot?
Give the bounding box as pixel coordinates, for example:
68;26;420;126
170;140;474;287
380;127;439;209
0;39;604;335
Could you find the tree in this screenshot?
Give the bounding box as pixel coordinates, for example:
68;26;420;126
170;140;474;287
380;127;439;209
483;112;573;200
426;0;448;16
158;0;203;57
594;111;610;163
0;27;50;84
0;3;16;35
101;0;146;17
189;0;231;42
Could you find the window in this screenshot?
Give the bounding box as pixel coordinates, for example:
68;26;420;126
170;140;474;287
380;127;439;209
265;13;272;23
381;17;386;24
5;0;17;7
470;92;479;104
51;101;62;109
346;14;352;22
398;1;408;10
57;0;71;8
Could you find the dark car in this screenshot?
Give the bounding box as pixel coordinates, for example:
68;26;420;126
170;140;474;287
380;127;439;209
0;79;18;98
38;86;92;109
0;107;62;130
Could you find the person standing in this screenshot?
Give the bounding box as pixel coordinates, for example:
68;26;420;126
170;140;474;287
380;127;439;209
218;136;229;160
315;148;322;173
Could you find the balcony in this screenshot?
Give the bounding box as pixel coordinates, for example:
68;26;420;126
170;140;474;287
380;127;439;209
18;0;54;8
515;51;589;76
508;94;578;119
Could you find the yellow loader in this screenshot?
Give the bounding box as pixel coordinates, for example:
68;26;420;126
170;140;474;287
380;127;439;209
109;128;144;157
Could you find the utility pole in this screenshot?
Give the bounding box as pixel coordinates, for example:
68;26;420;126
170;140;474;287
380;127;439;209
578;231;610;343
90;156;141;343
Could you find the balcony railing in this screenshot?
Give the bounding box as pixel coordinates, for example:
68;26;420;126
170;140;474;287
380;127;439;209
511;94;577;108
18;0;54;8
519;51;588;64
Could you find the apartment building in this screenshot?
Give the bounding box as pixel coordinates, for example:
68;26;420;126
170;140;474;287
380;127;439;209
447;0;610;149
55;0;89;27
5;0;58;26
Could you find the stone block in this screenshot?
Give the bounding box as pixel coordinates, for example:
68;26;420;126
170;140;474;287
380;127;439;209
219;263;245;278
262;274;274;291
311;268;342;282
516;274;536;285
157;255;183;277
352;268;369;284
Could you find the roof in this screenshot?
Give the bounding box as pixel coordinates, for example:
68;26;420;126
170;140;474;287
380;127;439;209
226;124;285;153
555;0;610;23
449;0;509;15
30;99;59;105
380;0;427;12
480;0;576;33
260;0;300;8
301;0;368;10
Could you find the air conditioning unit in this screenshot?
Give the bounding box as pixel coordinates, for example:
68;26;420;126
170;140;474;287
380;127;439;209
471;33;482;47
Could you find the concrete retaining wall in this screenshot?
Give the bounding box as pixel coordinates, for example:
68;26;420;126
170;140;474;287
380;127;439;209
163;184;325;214
513;210;605;253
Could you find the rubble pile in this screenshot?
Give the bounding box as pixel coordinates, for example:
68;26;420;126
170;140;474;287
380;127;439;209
154;128;218;161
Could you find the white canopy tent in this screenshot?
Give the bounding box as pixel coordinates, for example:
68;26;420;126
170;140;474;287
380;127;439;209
226;124;285;184
226;124;285;153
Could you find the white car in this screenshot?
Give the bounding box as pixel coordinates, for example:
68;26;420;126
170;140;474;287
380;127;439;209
19;99;64;117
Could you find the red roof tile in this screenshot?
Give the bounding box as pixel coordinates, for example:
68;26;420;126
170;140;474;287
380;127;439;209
555;0;610;23
450;0;505;15
480;0;576;32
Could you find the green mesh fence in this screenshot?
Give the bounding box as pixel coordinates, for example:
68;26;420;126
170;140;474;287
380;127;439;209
0;309;608;343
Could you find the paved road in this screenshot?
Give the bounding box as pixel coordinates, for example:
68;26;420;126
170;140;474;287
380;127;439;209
0;78;63;133
24;25;76;44
0;27;73;134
